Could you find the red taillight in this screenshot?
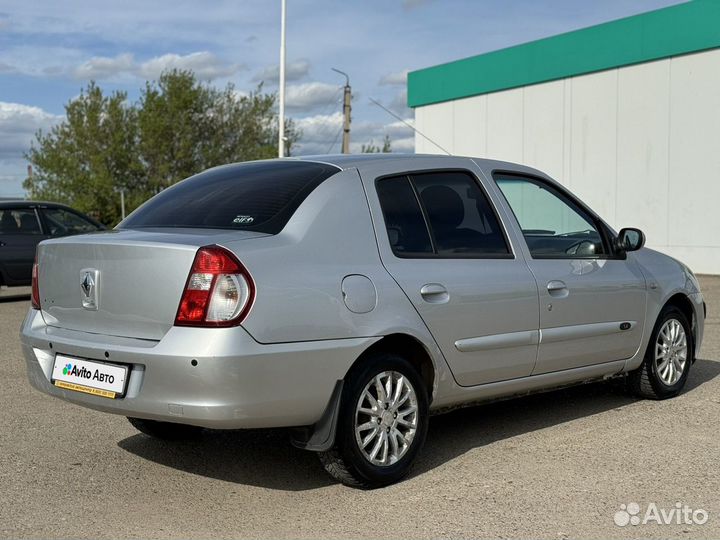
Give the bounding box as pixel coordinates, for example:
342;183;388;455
174;245;254;327
31;252;40;310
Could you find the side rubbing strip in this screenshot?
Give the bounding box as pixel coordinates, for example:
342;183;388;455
455;330;539;353
540;321;637;344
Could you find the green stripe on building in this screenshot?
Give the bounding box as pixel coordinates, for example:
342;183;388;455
408;0;720;108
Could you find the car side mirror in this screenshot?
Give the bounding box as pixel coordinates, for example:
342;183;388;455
616;228;645;252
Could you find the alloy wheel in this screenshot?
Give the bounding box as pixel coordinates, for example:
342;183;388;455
354;371;419;466
654;318;688;386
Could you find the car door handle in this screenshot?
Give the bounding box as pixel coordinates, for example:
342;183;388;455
547;280;569;298
420;283;449;304
0;241;5;246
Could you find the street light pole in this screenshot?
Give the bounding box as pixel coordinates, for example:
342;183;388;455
331;68;351;154
278;0;287;158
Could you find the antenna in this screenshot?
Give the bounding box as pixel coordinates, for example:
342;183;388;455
368;97;451;156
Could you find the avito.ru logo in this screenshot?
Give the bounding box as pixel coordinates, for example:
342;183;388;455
61;362;116;384
614;502;709;527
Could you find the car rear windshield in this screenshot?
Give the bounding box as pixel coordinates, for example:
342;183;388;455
119;161;340;234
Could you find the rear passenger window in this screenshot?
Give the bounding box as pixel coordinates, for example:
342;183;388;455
376;176;433;255
412;172;510;256
0;209;41;235
376;171;511;258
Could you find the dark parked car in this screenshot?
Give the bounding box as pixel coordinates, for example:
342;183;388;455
0;201;104;287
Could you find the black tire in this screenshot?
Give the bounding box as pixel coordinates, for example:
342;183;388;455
318;353;429;488
127;417;203;440
629;305;693;399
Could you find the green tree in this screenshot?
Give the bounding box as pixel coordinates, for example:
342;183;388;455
361;134;392;153
24;83;141;224
25;70;300;225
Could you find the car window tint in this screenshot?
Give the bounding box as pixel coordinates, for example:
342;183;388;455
43;208;100;236
119;161;340;234
0;209;41;235
411;171;510;256
495;174;605;258
376;176;433;256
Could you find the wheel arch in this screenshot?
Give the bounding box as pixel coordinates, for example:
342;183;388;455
663;292;697;358
289;332;438;453
350;333;436;404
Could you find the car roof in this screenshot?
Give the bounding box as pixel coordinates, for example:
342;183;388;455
0;200;72;209
203;154;552;186
291;153;553;175
289;153;551;179
292;153;465;169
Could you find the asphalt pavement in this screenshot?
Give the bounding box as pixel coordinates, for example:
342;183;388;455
1;277;718;539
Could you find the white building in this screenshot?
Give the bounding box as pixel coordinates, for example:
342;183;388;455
409;0;720;274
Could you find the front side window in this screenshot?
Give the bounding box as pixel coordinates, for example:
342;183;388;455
495;174;605;258
42;208;100;236
376;170;510;258
0;209;41;235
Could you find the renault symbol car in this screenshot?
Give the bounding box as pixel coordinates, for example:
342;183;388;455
21;155;705;487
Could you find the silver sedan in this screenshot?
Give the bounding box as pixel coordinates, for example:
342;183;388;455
21;155;705;487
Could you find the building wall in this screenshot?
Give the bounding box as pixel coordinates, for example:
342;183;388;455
414;49;720;274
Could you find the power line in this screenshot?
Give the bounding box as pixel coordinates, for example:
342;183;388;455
294;88;343;155
326;125;344;154
368;97;451;155
320;87;343;117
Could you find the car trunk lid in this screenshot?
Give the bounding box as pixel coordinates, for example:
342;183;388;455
37;228;267;340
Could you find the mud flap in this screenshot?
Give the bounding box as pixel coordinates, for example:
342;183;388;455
290;380;344;452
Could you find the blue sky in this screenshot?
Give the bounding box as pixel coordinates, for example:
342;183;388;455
0;0;683;197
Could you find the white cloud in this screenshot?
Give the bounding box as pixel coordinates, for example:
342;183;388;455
383;118;415;137
389;88;410;115
0;102;62;159
0;45;87;78
294;112;344;154
73;53;134;80
292;112;415;155
0;102;63;197
67;51;244;81
379;69;409;86
286;82;341;112
137;51;244;81
253;59;311;84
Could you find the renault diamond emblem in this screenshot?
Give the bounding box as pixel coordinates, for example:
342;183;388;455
80;269;99;310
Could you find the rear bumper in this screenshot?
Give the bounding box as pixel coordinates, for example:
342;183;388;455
21;309;377;429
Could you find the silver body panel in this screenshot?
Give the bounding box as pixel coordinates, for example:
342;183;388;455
21;154;705;429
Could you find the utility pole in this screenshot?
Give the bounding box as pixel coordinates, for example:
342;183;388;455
278;0;287;158
332;68;351;153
